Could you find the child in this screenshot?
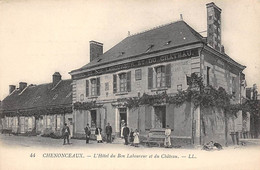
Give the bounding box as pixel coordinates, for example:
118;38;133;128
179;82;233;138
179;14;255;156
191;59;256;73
133;129;140;147
129;129;134;146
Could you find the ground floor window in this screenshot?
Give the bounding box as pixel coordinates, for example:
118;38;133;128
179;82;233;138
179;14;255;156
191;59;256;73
57;116;61;130
28;117;33;130
47;116;51;128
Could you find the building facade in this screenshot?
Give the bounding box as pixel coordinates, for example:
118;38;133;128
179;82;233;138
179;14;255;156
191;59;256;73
70;2;245;145
0;72;73;136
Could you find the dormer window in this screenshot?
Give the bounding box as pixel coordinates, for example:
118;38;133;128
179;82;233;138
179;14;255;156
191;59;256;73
165;41;171;45
146;45;154;53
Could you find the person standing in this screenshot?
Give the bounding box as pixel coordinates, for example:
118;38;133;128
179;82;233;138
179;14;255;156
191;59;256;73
133;129;140;147
164;125;172;148
123;124;130;145
129;129;134;146
105;123;113;143
84;124;91;144
95;126;103;143
62;123;70;145
120;120;125;138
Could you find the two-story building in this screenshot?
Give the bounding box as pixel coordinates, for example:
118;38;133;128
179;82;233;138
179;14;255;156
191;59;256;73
69;2;246;145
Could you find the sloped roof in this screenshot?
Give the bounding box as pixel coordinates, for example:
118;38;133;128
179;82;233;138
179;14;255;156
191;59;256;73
0;79;72;112
74;20;204;72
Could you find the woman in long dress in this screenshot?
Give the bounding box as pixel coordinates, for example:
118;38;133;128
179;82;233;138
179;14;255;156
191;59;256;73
133;129;140;147
95;127;102;143
120;120;125;138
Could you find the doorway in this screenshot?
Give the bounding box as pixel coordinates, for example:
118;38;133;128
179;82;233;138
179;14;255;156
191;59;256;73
119;108;127;125
154;106;166;128
90;110;97;128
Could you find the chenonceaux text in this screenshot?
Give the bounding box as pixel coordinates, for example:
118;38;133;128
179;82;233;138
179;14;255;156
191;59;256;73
42;153;84;158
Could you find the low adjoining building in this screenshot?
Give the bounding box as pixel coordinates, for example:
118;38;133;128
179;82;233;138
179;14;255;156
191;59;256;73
0;72;73;136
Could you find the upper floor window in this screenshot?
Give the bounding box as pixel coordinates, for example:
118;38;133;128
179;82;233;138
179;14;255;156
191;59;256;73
156;66;166;88
135;69;142;81
113;71;131;93
207;67;210;86
119;73;127;92
148;64;171;89
86;77;100;97
91;79;97;96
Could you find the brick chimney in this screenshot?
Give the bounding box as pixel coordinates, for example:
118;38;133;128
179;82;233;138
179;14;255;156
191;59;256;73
9;85;16;94
19;82;27;91
206;2;222;51
90;40;103;62
53;72;62;86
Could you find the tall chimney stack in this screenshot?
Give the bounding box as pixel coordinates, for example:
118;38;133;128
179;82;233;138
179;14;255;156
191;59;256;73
90;40;103;62
19;82;27;91
206;2;222;51
9;85;16;94
53;72;62;86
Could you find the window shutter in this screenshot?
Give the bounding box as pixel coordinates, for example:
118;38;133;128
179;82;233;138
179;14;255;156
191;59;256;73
96;77;100;96
113;74;117;93
165;64;171;87
127;71;131;92
86;80;89;97
148;68;153;89
145;106;152;130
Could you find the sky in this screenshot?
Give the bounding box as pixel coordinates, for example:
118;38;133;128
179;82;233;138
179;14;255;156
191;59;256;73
0;0;260;100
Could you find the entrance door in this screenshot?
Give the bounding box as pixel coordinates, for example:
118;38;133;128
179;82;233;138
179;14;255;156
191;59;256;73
90;110;97;128
119;108;127;125
154;106;166;128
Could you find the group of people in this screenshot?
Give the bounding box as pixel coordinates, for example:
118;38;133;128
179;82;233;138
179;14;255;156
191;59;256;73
121;120;140;147
61;122;172;148
83;123;113;144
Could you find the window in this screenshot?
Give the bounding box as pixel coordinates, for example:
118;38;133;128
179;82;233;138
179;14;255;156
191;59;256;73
89;78;100;96
91;79;97;96
105;82;109;91
156;66;166;88
177;84;182;91
207;67;210;86
116;72;131;93
148;64;171;89
119;73;127;92
57;117;61;130
231;77;236;95
186;75;191;85
135;69;142;81
47;116;51;128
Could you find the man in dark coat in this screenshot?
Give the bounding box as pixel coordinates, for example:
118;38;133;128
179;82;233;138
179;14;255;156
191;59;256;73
123;124;130;145
105;123;113;143
62;123;70;145
84;124;91;144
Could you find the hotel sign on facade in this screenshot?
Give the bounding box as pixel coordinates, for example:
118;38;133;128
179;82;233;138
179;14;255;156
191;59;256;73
72;48;199;80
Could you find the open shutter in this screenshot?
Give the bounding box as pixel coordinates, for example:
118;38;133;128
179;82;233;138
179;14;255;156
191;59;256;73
86;80;89;97
165;64;171;88
145;106;152;130
127;71;131;92
148;67;153;89
96;77;100;96
113;74;117;93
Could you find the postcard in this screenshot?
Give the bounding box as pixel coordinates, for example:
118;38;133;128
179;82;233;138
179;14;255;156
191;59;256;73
0;0;260;169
